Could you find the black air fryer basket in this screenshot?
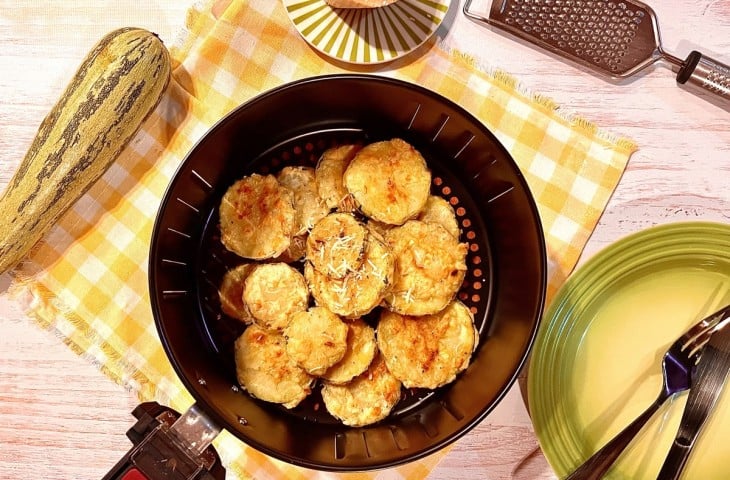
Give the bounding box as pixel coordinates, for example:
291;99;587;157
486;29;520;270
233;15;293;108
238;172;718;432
148;74;547;471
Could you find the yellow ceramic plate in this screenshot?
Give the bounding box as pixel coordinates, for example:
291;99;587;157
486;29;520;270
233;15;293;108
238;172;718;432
283;0;450;65
528;222;730;479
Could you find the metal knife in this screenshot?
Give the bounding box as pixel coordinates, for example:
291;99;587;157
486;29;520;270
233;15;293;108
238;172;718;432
656;320;730;480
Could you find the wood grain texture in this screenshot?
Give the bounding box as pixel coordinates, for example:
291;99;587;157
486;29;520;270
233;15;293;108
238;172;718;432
0;1;728;479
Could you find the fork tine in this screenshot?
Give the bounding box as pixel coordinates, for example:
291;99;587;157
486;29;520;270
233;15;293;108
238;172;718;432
677;284;727;348
686;328;716;360
684;282;727;331
683;304;730;359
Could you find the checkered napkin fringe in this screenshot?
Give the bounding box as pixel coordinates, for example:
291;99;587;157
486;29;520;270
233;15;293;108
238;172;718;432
9;1;636;478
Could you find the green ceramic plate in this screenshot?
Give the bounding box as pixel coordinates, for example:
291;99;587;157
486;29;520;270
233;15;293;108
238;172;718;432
528;222;730;479
283;0;450;65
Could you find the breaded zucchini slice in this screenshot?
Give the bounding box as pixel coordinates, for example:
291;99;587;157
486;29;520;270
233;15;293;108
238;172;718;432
343;138;431;225
234;325;313;409
219;173;295;260
275;233;307;263
377;300;478;389
321;353;402;427
285;306;349;376
243;262;308;331
366;197;460;241
305;233;394;318
315;144;360;212
418;195;460;239
321;319;377;385
218;263;255;324
306;212;368;279
366;218;392;239
384;220;467;316
277;166;329;235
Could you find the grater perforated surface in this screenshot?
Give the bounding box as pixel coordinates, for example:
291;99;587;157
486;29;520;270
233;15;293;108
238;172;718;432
488;0;661;76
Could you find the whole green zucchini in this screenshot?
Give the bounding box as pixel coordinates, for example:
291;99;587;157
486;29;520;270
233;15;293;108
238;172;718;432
0;27;171;274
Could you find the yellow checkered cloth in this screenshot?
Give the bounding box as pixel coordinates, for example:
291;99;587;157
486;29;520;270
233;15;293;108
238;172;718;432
10;0;636;478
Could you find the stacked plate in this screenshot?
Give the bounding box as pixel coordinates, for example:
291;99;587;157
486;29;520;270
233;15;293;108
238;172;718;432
529;222;730;479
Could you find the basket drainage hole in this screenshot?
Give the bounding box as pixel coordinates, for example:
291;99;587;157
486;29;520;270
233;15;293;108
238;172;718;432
334;433;352;459
333;432;373;459
417;414;439;438
391;427;409;451
440;400;465;421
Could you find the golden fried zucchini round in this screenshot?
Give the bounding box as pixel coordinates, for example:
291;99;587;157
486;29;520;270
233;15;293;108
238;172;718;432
377;301;478;389
234;325;313;409
321;353;402;427
275;234;307;263
384;220;468;316
366;218;392;239
315;144;361;212
243;262;308;331
218;263;255;324
277;166;329;235
418;195;460;239
321;319;377;385
285;306;349;376
219;173;295;260
305;233;394;318
343;138;431;225
306;212;368;279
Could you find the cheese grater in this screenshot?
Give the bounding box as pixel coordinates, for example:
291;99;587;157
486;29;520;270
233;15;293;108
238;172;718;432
464;0;729;108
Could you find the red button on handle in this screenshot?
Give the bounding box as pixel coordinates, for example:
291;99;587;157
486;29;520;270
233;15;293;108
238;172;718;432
120;468;148;480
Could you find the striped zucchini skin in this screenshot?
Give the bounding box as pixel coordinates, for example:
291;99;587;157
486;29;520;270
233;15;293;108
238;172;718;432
0;27;171;273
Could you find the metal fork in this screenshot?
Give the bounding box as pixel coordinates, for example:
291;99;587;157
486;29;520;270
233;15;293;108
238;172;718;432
565;302;730;480
657;314;730;480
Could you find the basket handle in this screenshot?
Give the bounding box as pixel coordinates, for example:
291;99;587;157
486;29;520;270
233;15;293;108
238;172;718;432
676;51;730;109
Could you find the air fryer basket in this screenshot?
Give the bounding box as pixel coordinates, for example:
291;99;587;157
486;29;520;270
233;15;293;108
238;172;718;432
149;74;547;471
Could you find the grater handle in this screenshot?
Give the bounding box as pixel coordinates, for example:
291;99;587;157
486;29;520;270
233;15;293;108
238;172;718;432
676;51;730;109
462;0;490;27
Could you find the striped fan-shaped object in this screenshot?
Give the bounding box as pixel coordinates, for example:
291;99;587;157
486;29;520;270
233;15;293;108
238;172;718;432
283;0;450;64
